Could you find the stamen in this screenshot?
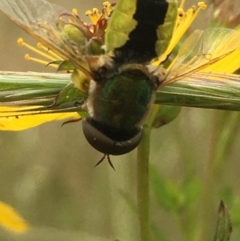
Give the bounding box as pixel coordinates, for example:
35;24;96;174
85;10;98;24
86;2;112;24
179;0;186;10
24;54;57;68
92;8;101;19
17;2;110;73
72;8;78;15
37;43;62;60
18;38;58;61
103;1;111;15
174;2;207;44
153;1;207;66
198;2;207;10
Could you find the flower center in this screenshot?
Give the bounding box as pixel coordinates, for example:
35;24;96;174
17;2;114;68
17;0;207;76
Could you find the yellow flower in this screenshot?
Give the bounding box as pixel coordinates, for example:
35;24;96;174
154;1;207;65
0;1;113;130
0;106;80;131
158;3;240;86
0;201;29;233
0;0;239;131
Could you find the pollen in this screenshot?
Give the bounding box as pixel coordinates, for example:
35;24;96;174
92;8;101;19
103;1;111;15
171;1;207;51
18;38;62;68
72;8;78;15
85;10;98;25
198;2;207;10
86;1;113;24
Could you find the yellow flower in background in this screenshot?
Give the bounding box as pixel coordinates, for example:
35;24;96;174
0;201;29;233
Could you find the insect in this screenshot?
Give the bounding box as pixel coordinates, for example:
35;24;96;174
82;0;178;166
0;0;178;166
0;0;240;167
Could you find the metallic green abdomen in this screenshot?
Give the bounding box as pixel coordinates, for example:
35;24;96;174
94;70;155;130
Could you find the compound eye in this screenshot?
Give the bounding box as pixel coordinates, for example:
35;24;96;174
82;119;142;155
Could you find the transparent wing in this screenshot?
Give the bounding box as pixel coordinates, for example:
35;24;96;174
164;28;240;84
177;72;240;108
0;0;67;57
0;0;91;75
178;72;240;95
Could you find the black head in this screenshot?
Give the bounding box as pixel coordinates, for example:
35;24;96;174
82;118;142;155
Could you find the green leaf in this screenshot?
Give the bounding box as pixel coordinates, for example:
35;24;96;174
150;165;184;212
151;105;181;128
156;72;240;110
213;201;232;241
0;72;87;117
180;175;201;208
105;0;137;51
48;60;75;71
52;83;86;107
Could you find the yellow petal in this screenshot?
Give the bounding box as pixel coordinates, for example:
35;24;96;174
165;28;240;84
204;48;240;73
0;106;80;131
0;201;29;233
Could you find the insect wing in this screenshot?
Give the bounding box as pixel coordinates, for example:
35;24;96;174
176;72;240;107
178;72;240;92
0;0;90;74
165;28;240;84
0;0;65;54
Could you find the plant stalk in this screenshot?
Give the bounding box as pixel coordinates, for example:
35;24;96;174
137;104;160;241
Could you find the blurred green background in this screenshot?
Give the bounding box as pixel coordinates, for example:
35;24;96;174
0;0;240;241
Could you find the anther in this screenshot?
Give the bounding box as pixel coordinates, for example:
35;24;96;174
72;8;78;15
103;1;111;15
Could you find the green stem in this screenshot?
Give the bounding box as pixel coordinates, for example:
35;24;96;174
198;111;240;241
198;110;220;241
137;104;160;241
214;112;240;166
